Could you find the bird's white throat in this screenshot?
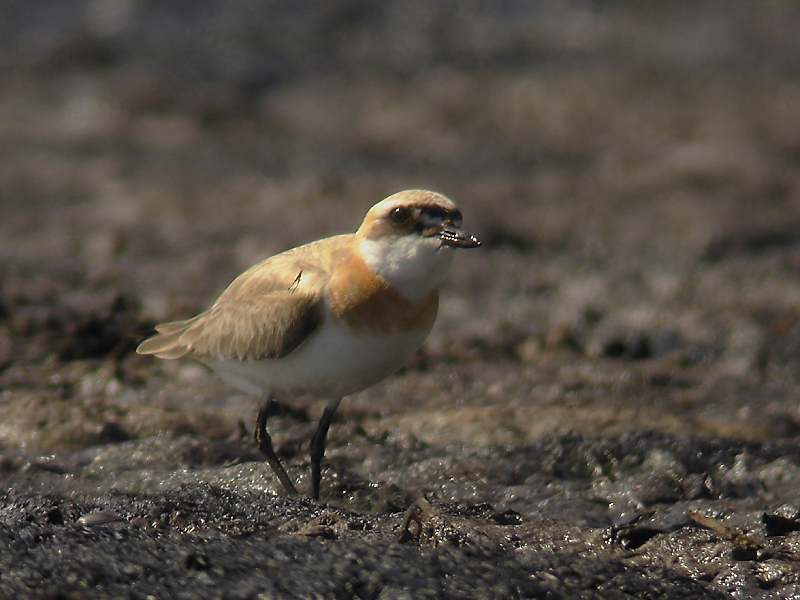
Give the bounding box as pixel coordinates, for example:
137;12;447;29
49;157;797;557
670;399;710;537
360;235;455;300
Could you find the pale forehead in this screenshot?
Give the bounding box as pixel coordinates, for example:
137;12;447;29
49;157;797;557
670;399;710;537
369;190;457;214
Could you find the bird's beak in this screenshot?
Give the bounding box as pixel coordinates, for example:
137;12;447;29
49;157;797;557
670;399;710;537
439;225;481;249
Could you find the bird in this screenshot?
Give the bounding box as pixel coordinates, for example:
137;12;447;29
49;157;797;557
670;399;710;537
136;189;480;500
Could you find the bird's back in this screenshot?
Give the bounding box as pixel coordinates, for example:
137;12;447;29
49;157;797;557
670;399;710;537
136;235;355;361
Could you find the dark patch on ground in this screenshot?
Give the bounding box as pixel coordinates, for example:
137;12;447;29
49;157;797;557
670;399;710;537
3;0;800;597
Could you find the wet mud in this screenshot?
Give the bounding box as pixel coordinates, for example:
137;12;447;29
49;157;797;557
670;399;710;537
3;1;800;598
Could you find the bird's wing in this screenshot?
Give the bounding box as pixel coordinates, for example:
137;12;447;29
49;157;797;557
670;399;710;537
136;250;333;361
169;290;322;361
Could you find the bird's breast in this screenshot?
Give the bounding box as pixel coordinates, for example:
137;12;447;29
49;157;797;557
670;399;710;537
327;250;440;336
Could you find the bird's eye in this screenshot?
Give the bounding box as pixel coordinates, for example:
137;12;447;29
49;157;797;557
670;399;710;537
450;211;463;227
389;206;410;224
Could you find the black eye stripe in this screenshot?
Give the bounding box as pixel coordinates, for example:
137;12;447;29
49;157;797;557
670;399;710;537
419;207;460;226
388;205;462;228
423;208;448;220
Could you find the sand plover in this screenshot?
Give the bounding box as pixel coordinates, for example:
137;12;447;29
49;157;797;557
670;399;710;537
137;190;480;499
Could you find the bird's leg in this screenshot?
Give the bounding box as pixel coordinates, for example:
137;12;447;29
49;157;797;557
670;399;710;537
255;392;298;496
309;397;342;501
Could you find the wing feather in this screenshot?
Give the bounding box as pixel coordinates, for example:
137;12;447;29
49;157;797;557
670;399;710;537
137;291;322;360
136;235;352;362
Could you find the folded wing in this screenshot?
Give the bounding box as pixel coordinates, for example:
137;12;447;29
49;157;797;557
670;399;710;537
137;261;327;361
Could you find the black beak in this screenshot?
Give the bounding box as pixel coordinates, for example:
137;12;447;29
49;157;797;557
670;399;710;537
439;225;481;249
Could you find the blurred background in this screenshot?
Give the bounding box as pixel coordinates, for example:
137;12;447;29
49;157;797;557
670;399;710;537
2;0;800;459
5;6;800;595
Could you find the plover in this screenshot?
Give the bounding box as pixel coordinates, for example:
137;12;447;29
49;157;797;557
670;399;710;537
137;190;480;499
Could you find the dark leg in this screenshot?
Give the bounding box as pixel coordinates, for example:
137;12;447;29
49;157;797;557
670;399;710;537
254;392;298;496
309;397;342;501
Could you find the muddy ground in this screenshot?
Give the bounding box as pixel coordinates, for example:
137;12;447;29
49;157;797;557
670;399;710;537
2;1;800;598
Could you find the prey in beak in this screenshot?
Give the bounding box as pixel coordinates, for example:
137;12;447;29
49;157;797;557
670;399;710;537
415;206;481;249
438;224;481;249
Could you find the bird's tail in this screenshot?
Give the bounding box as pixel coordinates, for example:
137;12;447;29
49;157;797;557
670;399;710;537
135;318;197;359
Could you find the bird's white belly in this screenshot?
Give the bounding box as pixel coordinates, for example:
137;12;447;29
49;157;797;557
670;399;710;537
203;319;431;399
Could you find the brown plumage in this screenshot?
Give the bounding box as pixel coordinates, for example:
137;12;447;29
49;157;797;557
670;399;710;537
137;238;343;361
135;190;480;500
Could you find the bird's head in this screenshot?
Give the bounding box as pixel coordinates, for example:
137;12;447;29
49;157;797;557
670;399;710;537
357;190;480;299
